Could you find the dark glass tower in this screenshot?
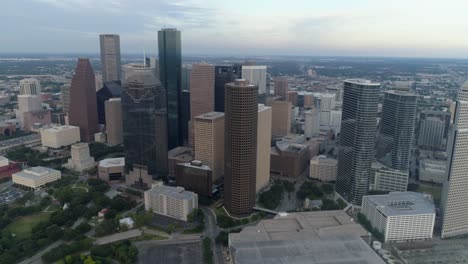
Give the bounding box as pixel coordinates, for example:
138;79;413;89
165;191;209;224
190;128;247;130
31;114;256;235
376;90;417;171
122;64;168;178
181;90;190;146
336;79;380;206
96;80;122;125
214;64;241;112
158;28;182;150
224;79;258;217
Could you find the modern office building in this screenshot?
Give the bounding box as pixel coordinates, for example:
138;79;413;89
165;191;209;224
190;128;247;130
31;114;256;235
214;65;241;112
376;90;417;171
274;78;288;99
286;91;298;106
105;98;123;145
224;79;258;217
418;111;451;150
68;58;99;142
12;166;61;190
19;78;41;95
181;90;190;145
189;63;215;145
168;147;194;176
310;155;338;182
99;34;121;82
144;185;198;221
370;162;408;192
40;125;80;148
418;159;446;184
229;210;384;264
441;81;468;238
158;28;182;150
303;93;314;108
145;57;159;80
175;160;213;197
122;64;168;180
304;108;320;138
256;104;272;192
242;66;267;95
194;112;224;182
16;78;43;128
362;192;435;243
66;143;95;172
61;85;70;113
181;65;192;91
98;157;125;182
96;80;122;125
270;134;309;178
336;79;380;206
270;100;292;137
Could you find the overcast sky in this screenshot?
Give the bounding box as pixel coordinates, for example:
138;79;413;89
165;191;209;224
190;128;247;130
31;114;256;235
2;0;468;57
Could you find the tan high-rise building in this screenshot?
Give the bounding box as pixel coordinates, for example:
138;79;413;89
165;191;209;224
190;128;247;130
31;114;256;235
105;98;123;145
274;78;288;99
194;112;225;182
270;100;291;137
304;93;314;108
99;34;121;82
189;63;215;146
256;104;272;192
224;79;258;217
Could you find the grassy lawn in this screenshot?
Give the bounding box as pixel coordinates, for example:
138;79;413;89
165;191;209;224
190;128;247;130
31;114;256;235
7;212;51;239
417;184;442;205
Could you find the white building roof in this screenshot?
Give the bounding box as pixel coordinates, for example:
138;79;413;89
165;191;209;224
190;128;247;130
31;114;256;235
363;192;435;217
42;125;79;133
119;217;134;226
99;157;125;168
14;166;59;180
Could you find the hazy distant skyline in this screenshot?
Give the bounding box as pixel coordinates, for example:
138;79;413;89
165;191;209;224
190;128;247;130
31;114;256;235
3;0;468;58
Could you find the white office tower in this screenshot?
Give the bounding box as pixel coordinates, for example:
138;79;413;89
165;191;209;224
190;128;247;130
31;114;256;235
242;66;267;95
304;109;320;138
362;192;435;243
16;78;42;127
441;81;468;238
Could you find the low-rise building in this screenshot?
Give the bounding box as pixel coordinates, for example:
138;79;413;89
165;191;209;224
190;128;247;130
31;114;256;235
144;185;198;221
0;156;21;180
370;162;408;192
270;134;309;177
419;159;446;184
175;160;212;197
119;217;135;229
309;155;337;182
361;192;435;243
98;157;124;182
40;125;80;148
168;147;194;176
12;166;61;189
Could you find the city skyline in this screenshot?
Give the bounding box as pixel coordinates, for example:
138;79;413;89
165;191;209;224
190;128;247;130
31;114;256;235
3;0;468;58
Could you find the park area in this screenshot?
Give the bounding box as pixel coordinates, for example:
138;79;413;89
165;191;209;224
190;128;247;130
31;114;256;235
7;212;51;239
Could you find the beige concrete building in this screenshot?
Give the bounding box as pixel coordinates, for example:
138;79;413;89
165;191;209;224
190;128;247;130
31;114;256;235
144;185;198;221
40;125;80;149
256;104;272;192
98;157;125;182
270;100;291;137
194;112;224;182
304;93;315;108
105;98;123;145
12;166;61;189
66;143;95;171
189;63;215;146
310;155;337;182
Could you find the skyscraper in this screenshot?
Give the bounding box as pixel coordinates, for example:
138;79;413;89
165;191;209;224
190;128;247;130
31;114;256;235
214;65;241;112
274;78;288;99
158;28;182;150
122;64;168;186
418;110;451;150
189;63;215;146
376;90;417;171
270;100;292;137
224;79;258;217
17;78;43;127
68;58;99;142
242;66;267;95
335;79;380;206
256;104;272;192
441;81;468;238
181;90;190;146
105;98;123;146
99;34;121;82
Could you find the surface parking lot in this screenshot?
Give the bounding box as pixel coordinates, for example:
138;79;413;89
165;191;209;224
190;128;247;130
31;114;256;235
138;241;202;264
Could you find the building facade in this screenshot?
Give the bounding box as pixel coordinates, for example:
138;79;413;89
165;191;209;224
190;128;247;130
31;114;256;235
362;192;435;243
336;79;380;206
224;79;258;217
418;111;451;150
158;28;182;150
12;167;61;189
304;108;320;138
274;78;288;99
68;58;99;142
105;98;123;145
122;64;168;180
310;155;337;182
270;100;292;137
40;125;80;149
214;65;241;112
371;162;409;192
98;157;125;182
194;112;224;182
256;104;272;192
144;185;198;221
99;34;121;82
66;143;95;172
175;160;213;197
242;66;267;95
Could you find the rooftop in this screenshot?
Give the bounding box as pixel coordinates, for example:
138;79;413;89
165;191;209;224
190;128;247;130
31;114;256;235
242;65;267;69
363;192;435;217
99;157;125;168
14;166;59;179
345;78;380;86
179;160;211;171
42;125;79;133
195;111;225;120
230;210;384;264
145;185;197;200
71;142;89;149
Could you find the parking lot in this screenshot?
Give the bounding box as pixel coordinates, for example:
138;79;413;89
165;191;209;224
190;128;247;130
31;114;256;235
0;187;24;204
138;241;202;264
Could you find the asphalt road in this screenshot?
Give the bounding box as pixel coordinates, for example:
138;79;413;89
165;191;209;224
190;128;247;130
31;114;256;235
201;206;225;264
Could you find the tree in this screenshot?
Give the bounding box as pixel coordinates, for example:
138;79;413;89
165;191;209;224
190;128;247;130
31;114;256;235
104;209;116;220
322;184;334;195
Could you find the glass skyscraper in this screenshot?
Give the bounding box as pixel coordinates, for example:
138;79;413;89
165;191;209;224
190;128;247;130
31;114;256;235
214;64;241;112
335;79;380;206
122;64;168;180
158;28;182;150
